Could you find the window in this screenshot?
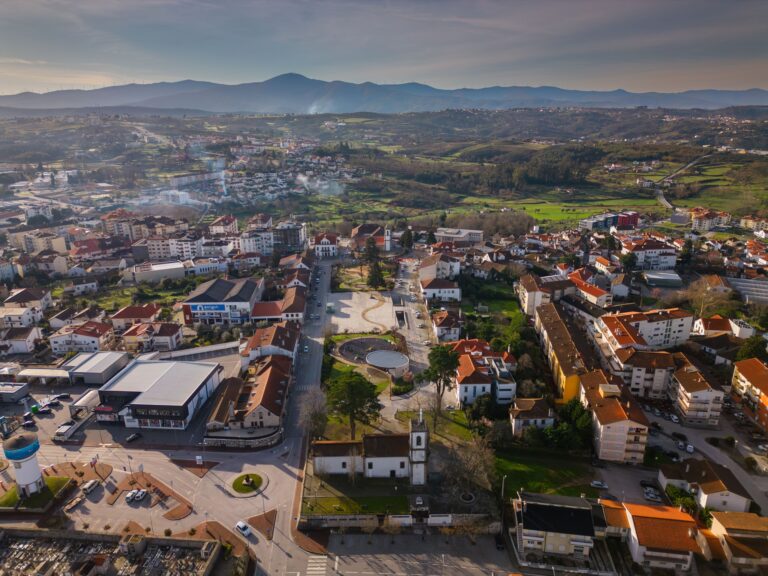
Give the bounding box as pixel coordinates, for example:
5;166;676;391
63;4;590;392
341;462;347;469
367;462;373;470
400;461;405;469
416;436;422;447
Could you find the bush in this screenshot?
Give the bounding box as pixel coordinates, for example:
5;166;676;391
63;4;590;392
724;436;736;448
164;528;172;537
391;379;414;395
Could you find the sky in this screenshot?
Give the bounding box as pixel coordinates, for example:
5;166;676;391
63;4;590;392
0;0;766;95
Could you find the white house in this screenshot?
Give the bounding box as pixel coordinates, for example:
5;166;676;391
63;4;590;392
623;503;700;571
420;278;461;302
0;326;41;355
49;321;114;356
659;459;752;513
509;397;555;437
313;232;338;259
431;309;461;341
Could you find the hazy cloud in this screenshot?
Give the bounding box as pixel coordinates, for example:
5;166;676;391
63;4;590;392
0;0;766;93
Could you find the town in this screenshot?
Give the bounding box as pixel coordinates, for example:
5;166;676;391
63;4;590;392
1;167;768;575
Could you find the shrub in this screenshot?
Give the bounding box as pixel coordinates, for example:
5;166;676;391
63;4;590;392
724;436;736;448
164;528;172;537
188;527;196;535
391;379;414;395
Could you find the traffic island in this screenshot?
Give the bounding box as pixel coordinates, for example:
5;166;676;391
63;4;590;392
229;472;266;498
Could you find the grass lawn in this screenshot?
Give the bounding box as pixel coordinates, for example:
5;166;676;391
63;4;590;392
395;409;473;444
330;333;396;344
232;473;263;494
0;476;70;509
496;450;597;499
302;474;409;516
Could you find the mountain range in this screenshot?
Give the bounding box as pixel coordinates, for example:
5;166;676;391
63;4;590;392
1;73;767;114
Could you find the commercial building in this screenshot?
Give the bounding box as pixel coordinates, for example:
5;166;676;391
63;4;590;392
434;227;484;244
0;381;29;403
62;351;131;386
96;359;222;429
579;369;648;464
183;277;265;325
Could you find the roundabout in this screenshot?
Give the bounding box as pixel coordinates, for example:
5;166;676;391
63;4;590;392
231;472;265;497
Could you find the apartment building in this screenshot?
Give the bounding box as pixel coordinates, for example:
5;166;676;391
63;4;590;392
731;358;768;434
669;357;723;427
613;348;676;399
579;369;648;464
240;228;274;255
709;511;768;574
448;338;516;405
534;303;587;402
517;274;576;316
690;207;731;232
620;238;677;270
568;268;613;308
597;308;693;353
49;321;114;356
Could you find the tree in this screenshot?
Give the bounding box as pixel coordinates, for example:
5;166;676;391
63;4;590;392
419;345;460;426
367;260;385;287
736;335;768;363
326;372;382;440
426;231;437;245
620;252;637;272
684;278;734;318
364;236;379;264
400;228;413;251
299;387;328;439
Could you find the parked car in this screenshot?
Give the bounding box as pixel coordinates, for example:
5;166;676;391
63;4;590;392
134;489;147;502
23;411;33;420
686;444;695;454
303;345;309;353
235;521;251;537
46;399;62;407
22;420;36;429
417;323;426;328
644;492;662;503
55;393;72;400
37;407;52;415
640;479;657;488
422;340;432;346
670;414;680;424
590;480;608;490
677;441;686;451
125;490;138;502
126;433;142;443
653;408;662;417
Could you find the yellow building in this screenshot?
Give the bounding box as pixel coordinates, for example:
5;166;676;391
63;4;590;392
534;303;586;402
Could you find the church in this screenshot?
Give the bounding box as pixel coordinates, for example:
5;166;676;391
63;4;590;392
311;413;428;486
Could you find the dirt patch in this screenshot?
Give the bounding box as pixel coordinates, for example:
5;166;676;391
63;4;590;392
175;521;249;559
170;459;219;478
247;509;277;541
294;529;329;554
361;292;388;331
43;460;113;486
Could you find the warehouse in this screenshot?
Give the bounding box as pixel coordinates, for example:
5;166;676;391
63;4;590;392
62;351;131;386
0;382;29;404
96;359;222;429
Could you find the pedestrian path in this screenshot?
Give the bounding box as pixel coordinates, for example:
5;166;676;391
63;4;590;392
306;554;328;576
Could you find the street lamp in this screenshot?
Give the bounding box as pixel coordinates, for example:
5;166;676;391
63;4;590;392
500;474;508;502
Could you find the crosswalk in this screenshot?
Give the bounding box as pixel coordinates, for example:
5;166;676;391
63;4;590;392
306;554;328;576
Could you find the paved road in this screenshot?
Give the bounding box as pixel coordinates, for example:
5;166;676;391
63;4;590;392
652;153;713;210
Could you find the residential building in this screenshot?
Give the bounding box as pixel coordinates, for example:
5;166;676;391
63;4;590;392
418;253;461;281
431;309;461;341
669;358;723;427
419;278;461;302
623;503;701;571
534;303;587;402
279;286;306;323
579;369;648;464
709;511;768;575
517;274;575;316
122;322;184;353
3;288;53;315
240;228;274;256
621;238;677;270
0;326;41;355
63;278;99;296
0;307;36;328
568;268;613;308
109;304;161;333
182;277;265;325
691;207;731;232
731;358;768;434
239;321;300;366
49;321;115;356
513;492;596;558
434;228;483;244
209;214;238;235
659;459;752;513
509;397;555;437
613;348;675;399
272;220;307;253
448;339;516;405
597;308;693;353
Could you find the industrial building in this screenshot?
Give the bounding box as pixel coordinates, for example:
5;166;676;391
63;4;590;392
62;351;131;386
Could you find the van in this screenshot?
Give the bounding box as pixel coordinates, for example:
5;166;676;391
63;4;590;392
82;480;99;494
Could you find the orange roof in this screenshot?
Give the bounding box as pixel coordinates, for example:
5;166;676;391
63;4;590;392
599;499;630;529
251;301;283;318
456;353;492;385
698;315;731;332
734;358;768;394
623;503;700;554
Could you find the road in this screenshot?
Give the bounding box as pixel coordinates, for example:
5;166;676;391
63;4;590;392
652;153;713;210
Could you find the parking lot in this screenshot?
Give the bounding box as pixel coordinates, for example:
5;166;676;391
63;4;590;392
1;382;90;441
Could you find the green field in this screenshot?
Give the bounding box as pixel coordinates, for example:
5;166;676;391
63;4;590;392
395;409;473;444
302;474;409;516
0;476;70;509
496;450;597;499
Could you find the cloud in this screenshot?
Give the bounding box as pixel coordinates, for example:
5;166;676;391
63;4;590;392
0;57;47;65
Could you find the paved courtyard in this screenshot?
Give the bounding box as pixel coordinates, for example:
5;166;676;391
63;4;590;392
328;291;396;334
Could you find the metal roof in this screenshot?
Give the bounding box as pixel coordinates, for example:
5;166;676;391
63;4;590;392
62;351;130;375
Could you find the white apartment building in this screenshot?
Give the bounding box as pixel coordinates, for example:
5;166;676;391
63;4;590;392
597;308;693;353
621;238;677;270
669;359;723;428
49;321;114;356
240;228;274;255
517;274;575;316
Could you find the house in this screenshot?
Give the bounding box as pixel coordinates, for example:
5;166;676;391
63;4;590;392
122;322;183;353
280;286;306;323
659;458;752;513
568;268;613;308
509;397;554;437
182;277;265;325
691;207;731;232
0;307;36;328
512;492;596;558
431;309;461;341
623;503;701;571
692;315;755;339
50;306;106;330
64;278;99;296
709;511;768;575
312;232;338;259
350;223;391;252
579;370;648;464
534;303;588;402
209;214;238;235
418;253;461;281
517;274;575;316
278;253;312;270
311;416;428;486
207;355;291;431
49;321;115;356
110;304;162;332
239;321;300;366
448;338;516;405
4;287;53;314
731;358;768;435
420;278;461;302
0;326;41;355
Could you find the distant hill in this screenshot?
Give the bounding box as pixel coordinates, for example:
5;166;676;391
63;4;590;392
1;73;766;113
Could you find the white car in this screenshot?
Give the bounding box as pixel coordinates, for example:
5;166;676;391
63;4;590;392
235;521;251;537
590;480;608;490
686;444;695;454
133;489;147;502
670;414;680;424
125;489;138;502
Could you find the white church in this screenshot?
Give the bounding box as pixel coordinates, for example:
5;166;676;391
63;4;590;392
311;414;428;486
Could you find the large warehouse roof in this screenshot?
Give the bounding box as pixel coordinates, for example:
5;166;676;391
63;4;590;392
99;360;219;407
63;351;130;375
